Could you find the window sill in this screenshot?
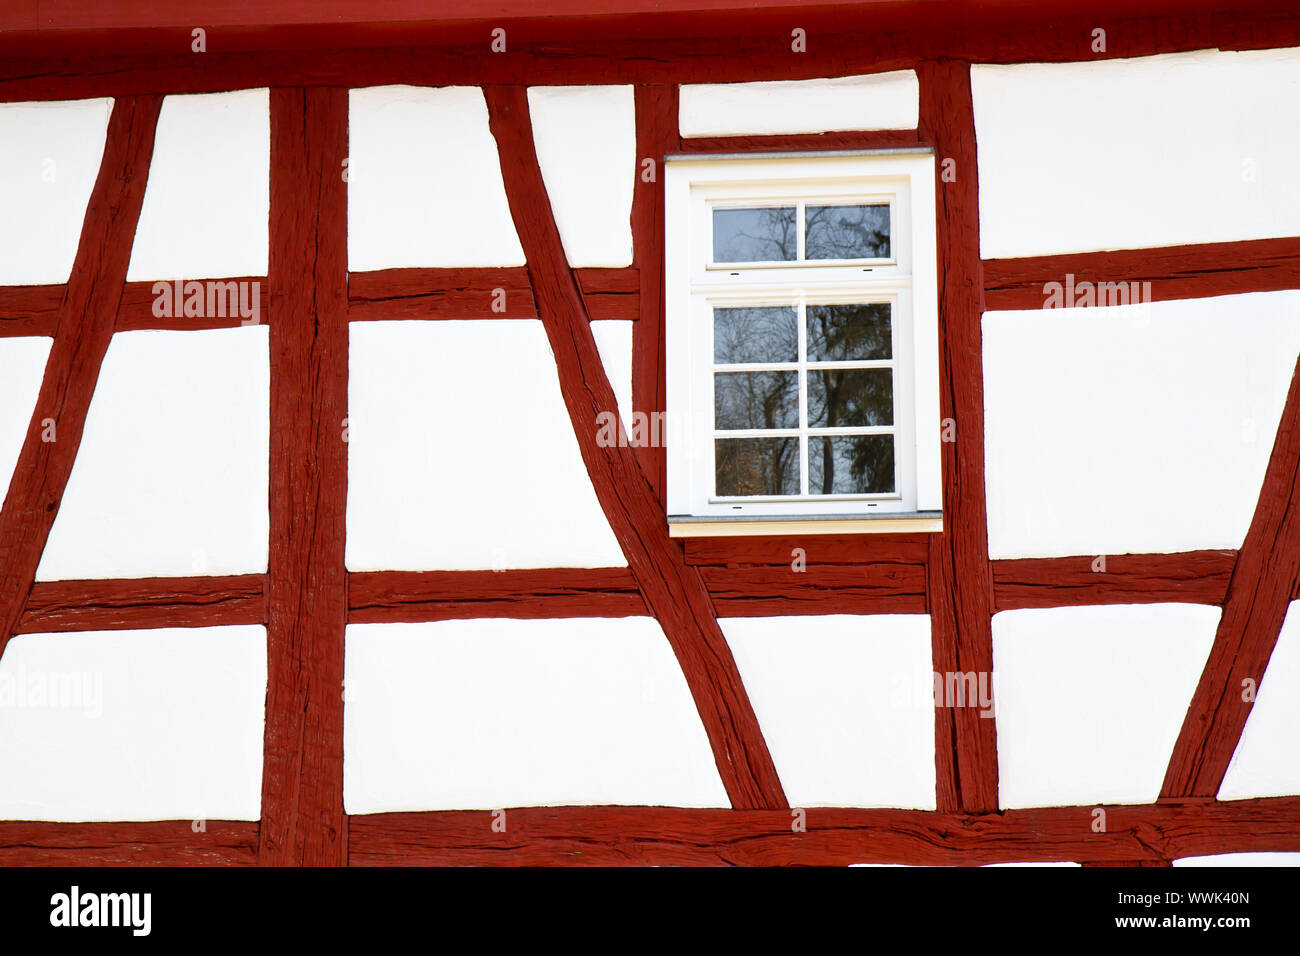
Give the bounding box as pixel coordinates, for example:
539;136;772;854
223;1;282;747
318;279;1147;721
667;511;943;538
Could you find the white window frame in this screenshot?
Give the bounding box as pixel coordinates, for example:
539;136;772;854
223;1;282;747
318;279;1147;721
664;149;942;537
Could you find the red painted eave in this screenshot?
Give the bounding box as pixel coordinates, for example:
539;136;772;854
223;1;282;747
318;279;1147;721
0;0;1295;58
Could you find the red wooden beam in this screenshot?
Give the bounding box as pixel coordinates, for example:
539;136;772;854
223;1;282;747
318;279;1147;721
4;8;1297;102
0;95;161;665
347;266;637;321
484;84;786;810
347;569;647;624
16;574;265;633
1162;350;1300;798
0;820;259;866
0;285;61;337
631;85;679;501
983;237;1300;312
682;534;929;567
347;796;1300;866
677;129;926;154
259;86;349;866
919;61;999;814
702;565;927;616
992;550;1237;612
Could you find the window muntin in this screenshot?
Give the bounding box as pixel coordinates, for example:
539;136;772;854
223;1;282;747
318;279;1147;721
666;151;941;531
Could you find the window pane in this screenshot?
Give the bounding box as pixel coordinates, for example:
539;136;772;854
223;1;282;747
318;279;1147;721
807;303;892;361
805;204;890;260
713;207;797;262
809;435;895;494
713;306;798;364
715;371;798;429
715;437;798;496
808;368;893;428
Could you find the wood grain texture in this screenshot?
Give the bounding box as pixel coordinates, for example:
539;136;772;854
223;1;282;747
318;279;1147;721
17;575;265;633
0;95;161;665
631;85;678;501
348;796;1300;866
919;61;998;814
0;820;259;866
677;129;926;154
2;8;1297;101
702;565;927;616
1162;350;1300;798
983;237;1300;311
348;569;647;624
0;285;61;336
992;551;1237;611
347;266;637;321
683;534;930;567
259;86;349;867
484;84;785;810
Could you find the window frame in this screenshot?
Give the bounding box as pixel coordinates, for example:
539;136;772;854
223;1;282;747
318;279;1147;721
664;149;943;537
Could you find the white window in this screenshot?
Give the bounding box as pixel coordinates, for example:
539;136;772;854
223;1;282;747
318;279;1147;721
664;150;942;537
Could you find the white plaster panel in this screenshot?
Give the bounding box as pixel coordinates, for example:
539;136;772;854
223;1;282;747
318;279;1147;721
348;86;525;270
973;50;1300;258
343;617;728;811
983;292;1300;559
346;319;626;570
37;327;270;580
993;603;1219;809
720;614;936;809
680;72;919;137
127;89;270;280
0;98;112;284
0;626;266;821
528;86;634;267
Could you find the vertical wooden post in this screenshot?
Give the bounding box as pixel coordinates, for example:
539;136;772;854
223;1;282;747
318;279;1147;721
919;60;1000;813
259;86;350;865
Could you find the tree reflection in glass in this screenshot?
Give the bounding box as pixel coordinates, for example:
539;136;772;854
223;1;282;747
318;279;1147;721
805;204;890;260
713;207;797;262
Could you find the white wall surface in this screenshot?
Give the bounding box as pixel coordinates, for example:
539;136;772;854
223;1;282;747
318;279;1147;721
983;292;1300;559
0;626;266;821
720;614;936;809
37;327;270;580
1219;600;1300;800
993;603;1219;809
591;319;633;427
0;98;112;285
127;89;269;281
343;617;728;811
679;72;919;137
0;337;51;500
346;320;626;571
974;49;1300;258
348;86;525;271
528;86;634;267
1175;853;1300;866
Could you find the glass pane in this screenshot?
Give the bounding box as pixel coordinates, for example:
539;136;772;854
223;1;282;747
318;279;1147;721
715;437;799;496
715;371;798;430
713;306;798;364
713;207;797;262
807;368;893;428
809;435;895;494
805;204;890;260
807;303;892;362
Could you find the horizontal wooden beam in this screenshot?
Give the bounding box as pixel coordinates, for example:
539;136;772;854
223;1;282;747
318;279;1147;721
992;550;1237;611
983;237;1300;311
348;266;638;321
2;8;1297;102
0;279;270;336
347;568;647;623
703;565;927;616
0;286;60;336
16;575;265;634
0;820;259;865
347;796;1300;866
683;534;930;567
676;129;927;155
